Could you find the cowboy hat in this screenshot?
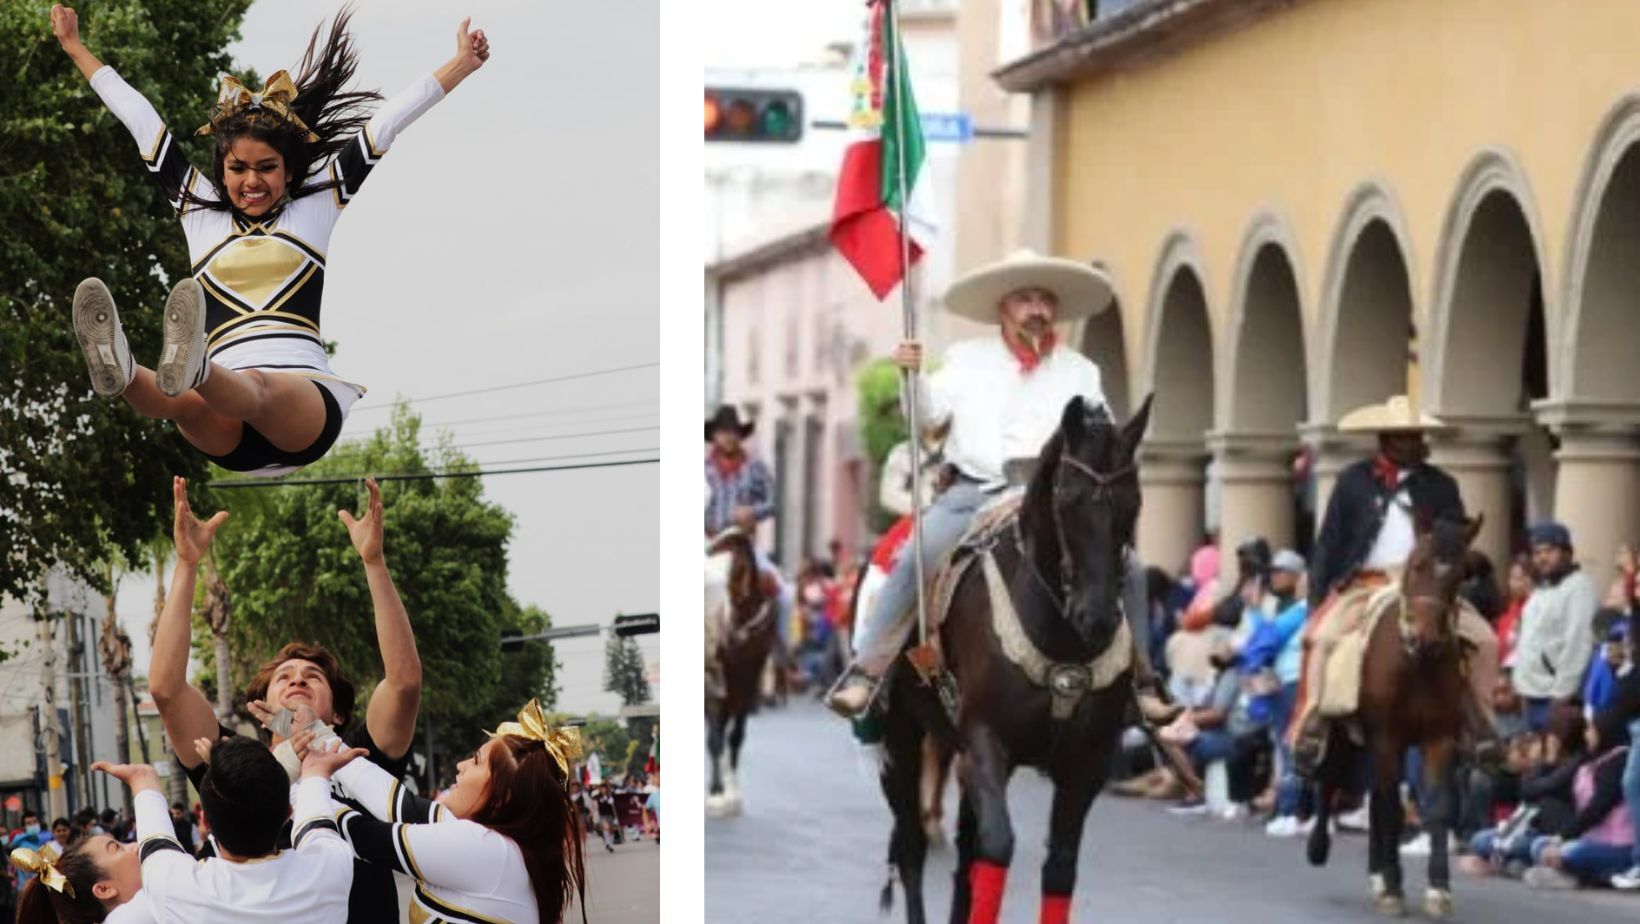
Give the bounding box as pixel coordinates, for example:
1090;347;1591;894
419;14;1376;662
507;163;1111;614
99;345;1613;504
1336;395;1448;433
705;405;755;441
942;249;1114;324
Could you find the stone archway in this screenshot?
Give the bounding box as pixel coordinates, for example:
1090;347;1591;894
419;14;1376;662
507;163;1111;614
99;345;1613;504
1311;184;1417;516
1545;97;1640;589
1216;212;1307;555
1138;233;1215;574
1079;298;1130;422
1425;152;1550;567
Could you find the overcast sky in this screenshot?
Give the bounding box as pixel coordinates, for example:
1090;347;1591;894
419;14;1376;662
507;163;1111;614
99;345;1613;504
113;0;659;718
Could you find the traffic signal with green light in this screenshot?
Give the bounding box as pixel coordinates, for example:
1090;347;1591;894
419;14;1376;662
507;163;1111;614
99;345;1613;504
705;87;803;143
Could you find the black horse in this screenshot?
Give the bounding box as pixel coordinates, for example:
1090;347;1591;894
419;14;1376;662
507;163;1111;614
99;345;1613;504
877;395;1151;924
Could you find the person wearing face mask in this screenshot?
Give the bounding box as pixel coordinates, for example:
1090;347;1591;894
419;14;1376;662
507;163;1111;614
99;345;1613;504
49;4;488;477
11;813;50;892
325;700;588;924
10;828;152;924
826;250;1177;727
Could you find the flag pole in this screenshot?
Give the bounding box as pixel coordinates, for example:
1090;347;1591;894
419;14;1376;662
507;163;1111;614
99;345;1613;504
885;0;929;654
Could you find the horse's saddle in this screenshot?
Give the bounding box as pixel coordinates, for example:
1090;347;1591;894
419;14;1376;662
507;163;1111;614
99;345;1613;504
1316;583;1404;718
917;489;1132;719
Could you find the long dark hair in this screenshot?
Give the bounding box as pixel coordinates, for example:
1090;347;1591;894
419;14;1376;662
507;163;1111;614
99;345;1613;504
14;838;116;924
183;7;382;214
467;735;589;924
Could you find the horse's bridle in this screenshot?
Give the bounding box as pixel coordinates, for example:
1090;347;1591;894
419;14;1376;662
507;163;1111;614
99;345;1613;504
1018;453;1136;617
1398;592;1459;657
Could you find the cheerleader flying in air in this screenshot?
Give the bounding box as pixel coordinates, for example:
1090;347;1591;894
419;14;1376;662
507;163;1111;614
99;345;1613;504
49;4;489;476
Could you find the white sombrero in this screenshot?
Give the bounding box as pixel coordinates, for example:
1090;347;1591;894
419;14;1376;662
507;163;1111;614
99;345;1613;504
1336;395;1448;433
942;249;1114;323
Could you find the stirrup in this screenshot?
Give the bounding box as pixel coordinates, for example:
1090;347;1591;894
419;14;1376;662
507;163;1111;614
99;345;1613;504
824;668;881;720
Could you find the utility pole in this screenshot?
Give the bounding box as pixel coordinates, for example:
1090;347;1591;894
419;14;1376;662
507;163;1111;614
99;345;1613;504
35;612;68;820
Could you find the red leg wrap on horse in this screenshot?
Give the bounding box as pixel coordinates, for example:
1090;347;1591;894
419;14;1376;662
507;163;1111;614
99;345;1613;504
968;861;1007;924
1040;893;1071;924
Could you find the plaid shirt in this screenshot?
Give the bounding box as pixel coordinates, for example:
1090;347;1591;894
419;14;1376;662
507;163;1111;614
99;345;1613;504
705;449;775;535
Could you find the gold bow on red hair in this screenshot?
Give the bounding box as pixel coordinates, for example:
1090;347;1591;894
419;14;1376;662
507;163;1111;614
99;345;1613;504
10;847;73;897
489;698;583;774
195;71;319;142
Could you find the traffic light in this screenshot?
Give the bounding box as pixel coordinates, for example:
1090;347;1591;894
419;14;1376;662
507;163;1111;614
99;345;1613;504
612;612;660;637
705;88;802;143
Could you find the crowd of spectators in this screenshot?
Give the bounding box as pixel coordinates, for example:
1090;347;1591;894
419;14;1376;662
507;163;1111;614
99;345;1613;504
1105;523;1639;894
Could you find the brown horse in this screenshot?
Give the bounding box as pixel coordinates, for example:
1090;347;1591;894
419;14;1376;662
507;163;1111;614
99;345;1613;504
705;528;776;817
877;395;1151;924
1306;515;1483;919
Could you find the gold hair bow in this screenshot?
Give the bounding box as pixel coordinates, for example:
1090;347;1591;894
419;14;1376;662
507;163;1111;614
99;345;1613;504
490;698;583;774
195;71;319;142
10;847;74;897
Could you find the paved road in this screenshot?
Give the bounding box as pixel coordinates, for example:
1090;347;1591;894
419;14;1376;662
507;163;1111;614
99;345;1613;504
394;831;658;923
706;701;1637;923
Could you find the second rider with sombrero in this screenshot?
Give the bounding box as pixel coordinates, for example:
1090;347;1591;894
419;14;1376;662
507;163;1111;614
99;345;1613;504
826;250;1179;725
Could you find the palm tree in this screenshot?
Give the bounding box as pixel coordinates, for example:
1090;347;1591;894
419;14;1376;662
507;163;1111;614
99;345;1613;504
199;557;234;723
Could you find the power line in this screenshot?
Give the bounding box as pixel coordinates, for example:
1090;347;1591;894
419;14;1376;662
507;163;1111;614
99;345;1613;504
468;447;659;468
416;411;658;441
419;425;657;451
414;399;659;429
348;363;659;413
210;457;657;489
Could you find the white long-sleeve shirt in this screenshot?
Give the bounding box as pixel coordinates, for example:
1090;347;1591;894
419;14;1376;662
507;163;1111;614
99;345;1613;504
918;334;1106;488
1512;568;1598;699
88;65;445;474
333;758;541;924
133;779;352;923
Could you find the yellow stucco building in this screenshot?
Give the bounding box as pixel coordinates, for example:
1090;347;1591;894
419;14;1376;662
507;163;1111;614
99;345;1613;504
998;0;1640;586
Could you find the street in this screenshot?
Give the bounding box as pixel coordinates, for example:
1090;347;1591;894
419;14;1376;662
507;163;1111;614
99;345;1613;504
706;701;1637;923
394;832;658;923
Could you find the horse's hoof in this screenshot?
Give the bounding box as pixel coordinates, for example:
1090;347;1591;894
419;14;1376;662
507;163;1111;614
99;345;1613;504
705;794;731;819
1423;888;1452;919
1373;893;1407;917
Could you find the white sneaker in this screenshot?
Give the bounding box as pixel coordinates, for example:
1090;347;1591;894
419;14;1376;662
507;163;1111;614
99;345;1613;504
1264;815;1302;838
1337;804;1370;832
72;278;133;396
156;278;209;397
1217;803;1249;822
1522;865;1579;890
1611;865;1640;890
1400;832;1431;857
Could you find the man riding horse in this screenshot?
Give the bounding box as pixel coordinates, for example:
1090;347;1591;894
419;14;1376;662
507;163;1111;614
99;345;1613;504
826;249;1177;727
1289;395;1501;775
705;405;789;699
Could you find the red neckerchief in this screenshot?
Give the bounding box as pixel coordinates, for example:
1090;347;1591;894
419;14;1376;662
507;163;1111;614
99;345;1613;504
1371;453;1401;492
1002;327;1056;373
709;447;746;479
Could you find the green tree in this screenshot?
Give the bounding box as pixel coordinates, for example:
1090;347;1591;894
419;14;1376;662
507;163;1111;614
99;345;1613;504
0;1;254;605
603;633;650;706
203;405;555;761
580;715;629;779
856;357;909;533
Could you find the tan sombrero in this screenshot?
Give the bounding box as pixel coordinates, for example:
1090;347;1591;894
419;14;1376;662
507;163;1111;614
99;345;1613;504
1337;395;1448;433
943;249;1113;323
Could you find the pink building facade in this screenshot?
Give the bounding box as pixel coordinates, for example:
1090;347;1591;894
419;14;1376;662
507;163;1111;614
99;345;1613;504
709;226;916;568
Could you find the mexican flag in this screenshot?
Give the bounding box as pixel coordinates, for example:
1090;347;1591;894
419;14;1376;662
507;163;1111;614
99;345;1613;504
830;0;937;300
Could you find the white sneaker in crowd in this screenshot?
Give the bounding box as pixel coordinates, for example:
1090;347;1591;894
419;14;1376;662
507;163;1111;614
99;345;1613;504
1264;815;1303;838
1522;865;1580;890
1611;865;1640;890
1217;803;1248;822
1336;804;1370;832
1400;832;1460;857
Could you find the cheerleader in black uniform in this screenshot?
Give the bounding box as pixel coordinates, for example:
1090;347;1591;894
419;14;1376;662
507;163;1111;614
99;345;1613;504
49;4;489;476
